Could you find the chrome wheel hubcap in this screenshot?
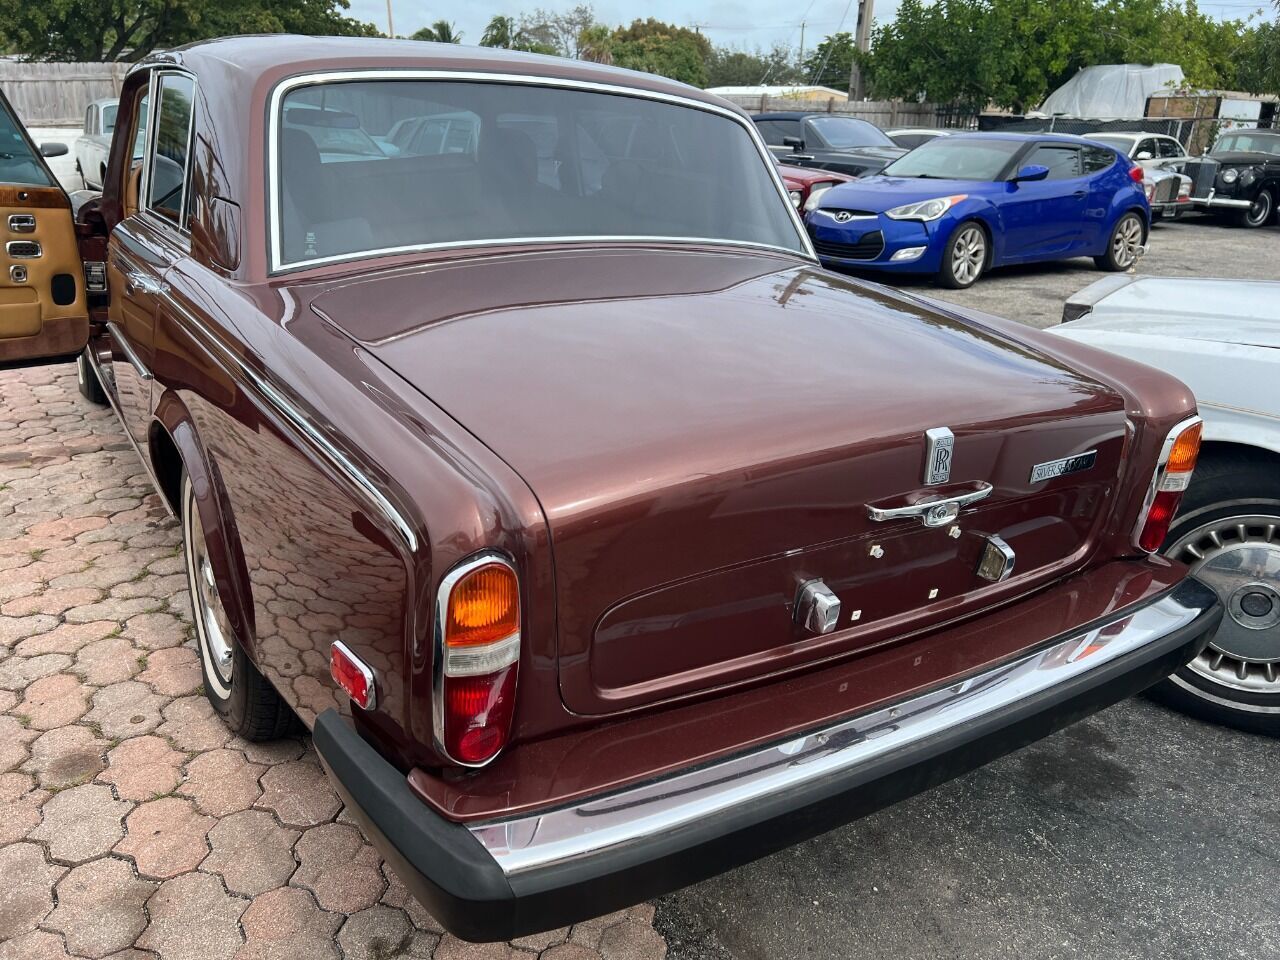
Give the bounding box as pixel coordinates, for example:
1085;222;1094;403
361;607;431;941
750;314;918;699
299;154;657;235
1167;514;1280;693
951;227;984;284
185;488;235;696
1113;216;1142;267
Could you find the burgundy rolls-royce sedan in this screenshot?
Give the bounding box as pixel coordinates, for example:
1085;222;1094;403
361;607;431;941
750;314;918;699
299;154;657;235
0;37;1221;941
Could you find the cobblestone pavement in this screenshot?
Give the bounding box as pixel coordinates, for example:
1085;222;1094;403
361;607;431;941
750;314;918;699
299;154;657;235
0;363;667;960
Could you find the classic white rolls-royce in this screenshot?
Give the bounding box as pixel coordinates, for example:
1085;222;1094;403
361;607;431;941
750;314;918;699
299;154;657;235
1054;275;1280;733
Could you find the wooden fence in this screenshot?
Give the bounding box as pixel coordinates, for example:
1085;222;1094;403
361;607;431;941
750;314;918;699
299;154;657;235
0;60;129;126
717;94;954;128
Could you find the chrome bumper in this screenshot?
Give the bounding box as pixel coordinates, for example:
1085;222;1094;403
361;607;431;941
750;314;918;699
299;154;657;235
470;578;1216;876
1191;189;1253;210
316;576;1219;941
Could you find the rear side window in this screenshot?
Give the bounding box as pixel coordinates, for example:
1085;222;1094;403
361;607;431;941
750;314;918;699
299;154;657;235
1082;146;1115;173
145;73;196;226
1026;145;1082;179
755;119;801;146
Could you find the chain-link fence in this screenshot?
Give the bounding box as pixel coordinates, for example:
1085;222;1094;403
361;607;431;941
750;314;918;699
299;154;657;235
976;113;1276;155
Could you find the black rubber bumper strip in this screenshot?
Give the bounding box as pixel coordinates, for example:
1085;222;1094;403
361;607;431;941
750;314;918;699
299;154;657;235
314;576;1221;943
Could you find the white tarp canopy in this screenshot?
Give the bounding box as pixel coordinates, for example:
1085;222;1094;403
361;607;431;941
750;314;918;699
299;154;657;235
1033;64;1185;119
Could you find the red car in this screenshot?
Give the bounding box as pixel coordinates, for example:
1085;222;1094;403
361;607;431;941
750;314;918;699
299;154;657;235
778;161;855;212
0;38;1219;942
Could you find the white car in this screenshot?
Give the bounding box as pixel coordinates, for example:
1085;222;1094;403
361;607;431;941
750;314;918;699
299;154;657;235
1051;275;1280;733
1088;132;1190;172
74;97;117;189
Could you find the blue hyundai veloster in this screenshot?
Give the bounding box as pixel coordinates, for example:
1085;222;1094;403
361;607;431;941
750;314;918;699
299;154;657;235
804;132;1150;288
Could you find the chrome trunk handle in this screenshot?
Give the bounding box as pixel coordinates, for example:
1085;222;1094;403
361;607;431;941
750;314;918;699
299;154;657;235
867;482;993;528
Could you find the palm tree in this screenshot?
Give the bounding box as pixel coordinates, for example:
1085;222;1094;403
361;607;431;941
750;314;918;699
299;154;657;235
412;20;462;43
481;15;517;48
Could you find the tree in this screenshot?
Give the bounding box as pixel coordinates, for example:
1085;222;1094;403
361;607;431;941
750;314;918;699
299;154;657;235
478;13;557;53
517;4;598;58
857;0;1257;112
412;19;462;43
0;0;379;62
802;32;856;89
604;19;711;86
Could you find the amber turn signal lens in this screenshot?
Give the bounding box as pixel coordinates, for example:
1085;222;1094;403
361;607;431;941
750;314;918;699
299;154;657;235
446;562;519;647
1166;421;1201;477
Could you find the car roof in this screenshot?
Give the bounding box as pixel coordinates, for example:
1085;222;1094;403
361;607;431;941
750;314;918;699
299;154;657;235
753;112;874;122
142;35;732;113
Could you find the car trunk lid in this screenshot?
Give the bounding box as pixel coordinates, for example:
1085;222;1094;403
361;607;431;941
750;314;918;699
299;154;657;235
312;248;1130;716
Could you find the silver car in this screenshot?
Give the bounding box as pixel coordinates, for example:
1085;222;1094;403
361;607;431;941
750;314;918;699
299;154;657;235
1053;275;1280;734
74;97;117;189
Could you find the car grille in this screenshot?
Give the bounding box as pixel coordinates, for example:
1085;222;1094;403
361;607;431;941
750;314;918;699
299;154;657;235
811;231;885;261
1183;158;1218;199
1151;176;1180;205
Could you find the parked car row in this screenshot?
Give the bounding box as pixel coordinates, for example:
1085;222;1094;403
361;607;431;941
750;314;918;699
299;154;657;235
0;38;1269;945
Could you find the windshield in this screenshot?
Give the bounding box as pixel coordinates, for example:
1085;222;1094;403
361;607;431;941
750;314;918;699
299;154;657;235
0;97;54;187
881;137;1023;180
1213;132;1280;156
807;116;895;149
275;79;803;268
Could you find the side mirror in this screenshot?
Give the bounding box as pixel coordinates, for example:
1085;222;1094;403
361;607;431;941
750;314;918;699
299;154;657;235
39;142;69;158
782;135;805;152
1134;150;1153;161
1013;164;1050;183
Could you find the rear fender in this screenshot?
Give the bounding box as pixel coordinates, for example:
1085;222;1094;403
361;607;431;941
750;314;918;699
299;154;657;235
152;390;259;661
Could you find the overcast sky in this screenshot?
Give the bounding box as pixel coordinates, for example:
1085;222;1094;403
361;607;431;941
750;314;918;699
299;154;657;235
347;0;1261;63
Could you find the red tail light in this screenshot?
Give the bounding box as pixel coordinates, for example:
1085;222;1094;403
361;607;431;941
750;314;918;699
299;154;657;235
1135;418;1201;553
331;641;376;710
435;555;520;767
1129;165;1144;183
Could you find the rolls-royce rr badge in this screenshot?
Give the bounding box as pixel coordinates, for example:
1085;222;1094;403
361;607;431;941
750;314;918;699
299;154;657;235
923;427;954;485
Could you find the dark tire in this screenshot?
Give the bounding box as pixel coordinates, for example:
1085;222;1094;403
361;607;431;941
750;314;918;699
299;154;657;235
181;472;294;740
1094;211;1145;271
75;348;108;405
1234;189;1273;229
1148;452;1280;735
936;221;986;289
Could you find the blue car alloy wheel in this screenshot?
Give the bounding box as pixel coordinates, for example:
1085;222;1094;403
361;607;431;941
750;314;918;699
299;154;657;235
803;132;1151;288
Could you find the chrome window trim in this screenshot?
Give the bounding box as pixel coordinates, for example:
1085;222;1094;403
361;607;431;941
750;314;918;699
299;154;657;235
140;68;199;239
265;69;817;274
467;580;1216;876
431;551;520;769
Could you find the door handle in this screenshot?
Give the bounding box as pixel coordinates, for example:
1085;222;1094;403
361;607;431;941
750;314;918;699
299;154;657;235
124;269;166;296
1072;190;1087;198
867;482;994;528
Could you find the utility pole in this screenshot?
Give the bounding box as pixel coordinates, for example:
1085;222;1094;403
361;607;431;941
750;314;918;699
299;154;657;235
848;0;874;100
385;0;395;38
798;21;806;72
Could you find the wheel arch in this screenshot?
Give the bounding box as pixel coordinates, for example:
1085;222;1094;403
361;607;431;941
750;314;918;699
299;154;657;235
949;214;996;268
149;393;259;660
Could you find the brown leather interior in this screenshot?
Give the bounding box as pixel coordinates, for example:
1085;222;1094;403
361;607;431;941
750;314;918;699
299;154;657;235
124;161;144;218
0;186;88;363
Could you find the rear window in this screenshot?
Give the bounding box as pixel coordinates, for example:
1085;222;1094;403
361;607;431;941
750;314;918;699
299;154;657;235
273;78;804;269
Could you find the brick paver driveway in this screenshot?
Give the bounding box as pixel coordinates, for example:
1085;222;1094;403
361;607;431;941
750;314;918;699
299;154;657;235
0;364;666;960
